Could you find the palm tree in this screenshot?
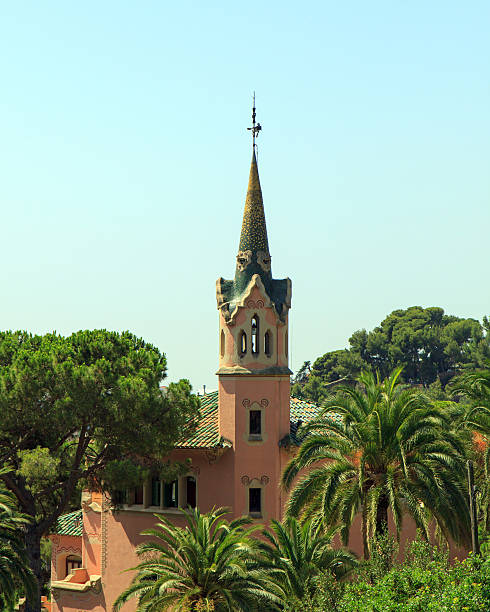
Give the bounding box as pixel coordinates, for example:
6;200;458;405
451;367;490;436
0;470;37;610
258;517;357;602
113;507;283;612
451;367;490;530
282;368;471;558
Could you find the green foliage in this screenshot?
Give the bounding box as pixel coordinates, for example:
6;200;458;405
289;537;490;611
296;308;490;402
357;530;399;584
113;507;283;612
451;368;490;531
282;368;471;557
339;552;490;611
282;571;345;612
0;329;200;606
0;469;37;610
16;447;61;497
258;517;357;602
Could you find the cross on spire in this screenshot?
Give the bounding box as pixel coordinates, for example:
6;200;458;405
247;92;262;149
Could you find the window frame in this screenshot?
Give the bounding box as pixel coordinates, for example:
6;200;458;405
239;330;247;357
264;329;272;357
248;487;262;517
251;314;260;355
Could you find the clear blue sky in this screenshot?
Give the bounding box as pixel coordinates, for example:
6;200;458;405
1;2;489;392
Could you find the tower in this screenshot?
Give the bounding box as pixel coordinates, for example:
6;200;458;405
216;103;292;520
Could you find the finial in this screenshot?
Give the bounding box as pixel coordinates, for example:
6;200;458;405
247;92;262;150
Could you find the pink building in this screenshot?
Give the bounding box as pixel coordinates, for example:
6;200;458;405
49;144;324;611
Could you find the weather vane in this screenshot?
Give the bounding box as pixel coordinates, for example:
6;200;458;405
247;92;262;149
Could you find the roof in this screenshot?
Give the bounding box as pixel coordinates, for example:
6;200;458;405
177;390;321;449
176;391;231;449
239;151;269;254
54;509;83;537
216;152;291;324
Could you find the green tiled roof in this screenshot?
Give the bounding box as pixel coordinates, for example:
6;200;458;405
177;391;230;449
178;391;321;448
290;396;323;423
54;510;83;537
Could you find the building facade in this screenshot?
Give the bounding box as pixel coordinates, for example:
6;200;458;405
49;147;322;611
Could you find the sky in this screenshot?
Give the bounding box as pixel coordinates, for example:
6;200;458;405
1;2;489;393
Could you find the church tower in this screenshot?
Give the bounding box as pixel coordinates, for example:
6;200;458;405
216;103;292;520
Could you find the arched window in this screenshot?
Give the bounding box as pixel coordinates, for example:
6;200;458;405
264;330;271;357
220;330;225;358
251;315;259;355
239;331;247;356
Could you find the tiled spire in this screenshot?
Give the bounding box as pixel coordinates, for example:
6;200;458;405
238;151;270;255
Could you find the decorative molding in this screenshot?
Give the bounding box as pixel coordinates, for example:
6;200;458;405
190;465;201;475
56;546;82;555
101;501;108;575
82;500;102;513
257;250;271;272
242;398;268;408
222;275;274;324
240;475;270;486
236;250;253;272
205;447;228;464
245;299;266;309
51;574;102;594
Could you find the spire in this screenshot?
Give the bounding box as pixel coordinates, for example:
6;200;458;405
215;97;292;324
238;151;270;254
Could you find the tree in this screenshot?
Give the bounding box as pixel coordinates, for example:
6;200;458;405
452;367;490;437
282;368;471;558
451;367;490;532
0;329;200;612
297;308;490;402
293;361;311;384
258;517;357;602
0;468;37;610
113;507;283;612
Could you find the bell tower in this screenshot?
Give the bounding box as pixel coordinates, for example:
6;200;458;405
216;101;292;520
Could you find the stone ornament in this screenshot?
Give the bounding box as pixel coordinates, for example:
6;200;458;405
257;250;271;272
236;250;252;272
240;475;270;486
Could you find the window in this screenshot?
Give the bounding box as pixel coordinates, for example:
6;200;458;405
251;315;259;354
134;485;144;505
264;330;271;357
220;330;225;358
249;488;261;515
66;555;82;577
151;478;161;507
186;476;197;508
164;480;178;508
239;331;247;356
249;410;261;436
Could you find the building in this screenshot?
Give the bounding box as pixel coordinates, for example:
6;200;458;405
49;140;323;611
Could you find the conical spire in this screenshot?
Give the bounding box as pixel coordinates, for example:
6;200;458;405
238;151;269;254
